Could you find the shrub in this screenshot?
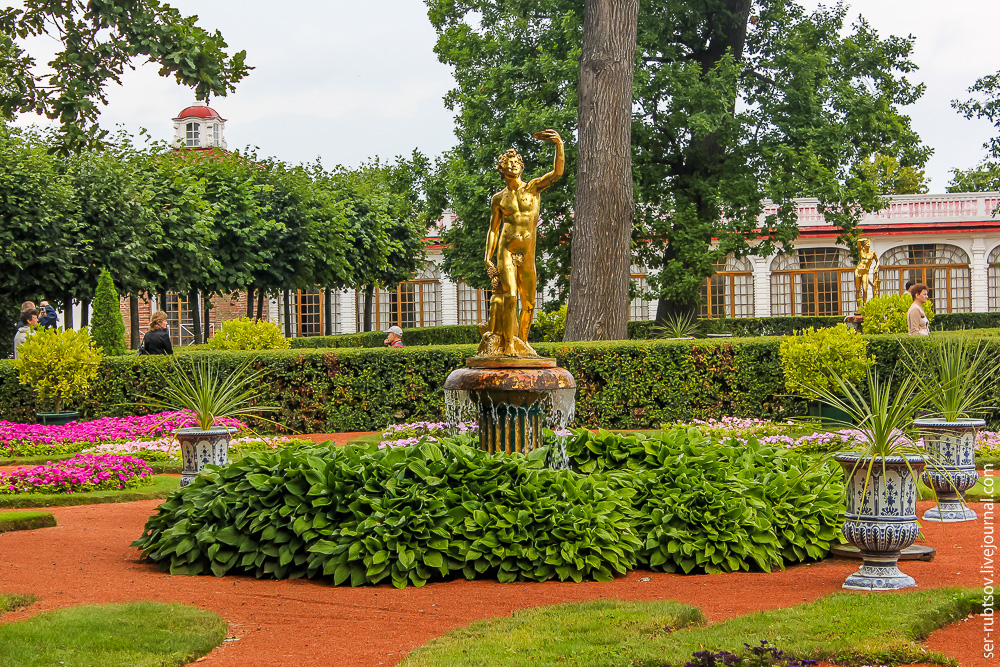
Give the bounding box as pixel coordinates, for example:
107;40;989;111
132;428;843;586
779;325;873;399
859;293;934;334
12;327;102;413
289;324;481;349
90;269;126;355
206;317;289;351
533;306;567;342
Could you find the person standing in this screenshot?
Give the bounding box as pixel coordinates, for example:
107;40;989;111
907;283;930;336
141;311;174;355
13;306;38;358
37;300;58;329
383;326;404;349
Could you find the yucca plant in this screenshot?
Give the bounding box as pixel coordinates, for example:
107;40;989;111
654;311;698;339
908;336;999;420
146;359;276;430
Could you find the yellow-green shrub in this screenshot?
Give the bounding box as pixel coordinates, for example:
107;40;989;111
534;305;567;342
206;318;289;351
780;325;873;399
13;327;102;412
859;293;934;334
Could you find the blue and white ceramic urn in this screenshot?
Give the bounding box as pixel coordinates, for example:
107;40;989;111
914;418;981;523
834;452;925;591
176;426;235;487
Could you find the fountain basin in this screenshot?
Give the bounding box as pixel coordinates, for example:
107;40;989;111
444;357;576;456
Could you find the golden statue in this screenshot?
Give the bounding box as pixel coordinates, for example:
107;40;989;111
854;237;880;306
478;130;565;357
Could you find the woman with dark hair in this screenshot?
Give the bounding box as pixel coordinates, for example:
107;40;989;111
141;311;174;355
907;283;930;336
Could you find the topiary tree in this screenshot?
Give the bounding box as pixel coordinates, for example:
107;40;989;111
90;268;126;355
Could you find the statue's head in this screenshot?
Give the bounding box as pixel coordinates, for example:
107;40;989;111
857;238;871;251
496;148;524;177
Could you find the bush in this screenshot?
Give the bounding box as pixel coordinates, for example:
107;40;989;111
859;293;934;334
132;428;843;586
779;325;873;399
206;317;289;351
290;324;481;349
90;269;126;355
534;305;567;342
12;327;102;413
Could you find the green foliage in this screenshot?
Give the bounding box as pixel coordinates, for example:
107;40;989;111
859;293;934;334
0;510;55;533
533;306;567;342
12;327;101;412
290;325;481;349
654;311;699;339
0;602;226;667
0;2;248;151
206;318;289;351
132;429;842;587
90;269;126;355
908;336;1000;421
853;154;930;195
780;326;873;399
0;593;35;615
145;359;276;431
947;161;1000;193
954;70;1000;178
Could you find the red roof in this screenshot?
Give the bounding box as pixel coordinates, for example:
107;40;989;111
174;105;222;120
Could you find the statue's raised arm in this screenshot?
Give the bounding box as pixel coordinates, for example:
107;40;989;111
526;129;564;193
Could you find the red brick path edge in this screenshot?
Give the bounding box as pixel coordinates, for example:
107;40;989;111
0;498;993;667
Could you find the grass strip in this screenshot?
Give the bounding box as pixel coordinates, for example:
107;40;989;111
918;476;993;503
402;588;981;667
0;476;179;509
0;601;226;667
0;511;56;532
0;452;79;467
0;593;36;615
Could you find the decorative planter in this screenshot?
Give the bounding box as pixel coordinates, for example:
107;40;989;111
834;452;925;591
914;418;981;523
176;426;235;488
35;411;79;426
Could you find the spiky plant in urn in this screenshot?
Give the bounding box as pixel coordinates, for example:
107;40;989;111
146;359;275;487
908;337;997;522
444;131;576;458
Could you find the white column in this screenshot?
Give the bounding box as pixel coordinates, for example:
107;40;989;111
752;255;772;317
971;237;989;312
339;289;358;334
440;277;459;326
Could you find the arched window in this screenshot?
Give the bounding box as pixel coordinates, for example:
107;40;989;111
630;266;650;321
700;255;754;318
185;122;200;147
987;245;1000;312
458;280;488;325
878;244;971;313
770;248;854;316
355;263;442;330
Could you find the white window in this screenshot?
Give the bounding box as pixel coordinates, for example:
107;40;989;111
212;123;219;145
185;122;200;147
879;244;971;313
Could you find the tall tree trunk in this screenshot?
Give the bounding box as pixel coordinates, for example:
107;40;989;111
204;294;212;342
323;289;333;335
80;299;91;327
563;0;639;342
190;290;202;345
282;288;292;337
363;285;374;332
63;292;74;331
256;291;265;320
129;295;140;349
246;286;255;318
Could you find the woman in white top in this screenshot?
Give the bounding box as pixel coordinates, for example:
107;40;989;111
907;283;930;336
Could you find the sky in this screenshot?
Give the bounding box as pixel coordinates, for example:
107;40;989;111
14;0;1000;191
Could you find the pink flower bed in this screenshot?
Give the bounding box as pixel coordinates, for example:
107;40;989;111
0;411;248;456
0;454;154;495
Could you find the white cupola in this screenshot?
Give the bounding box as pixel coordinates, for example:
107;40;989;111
172;101;227;150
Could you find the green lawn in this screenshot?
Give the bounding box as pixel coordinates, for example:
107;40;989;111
0;452;78;467
918;474;994;503
402;587;981;667
0;475;179;509
0;601;226;667
0;593;36;615
0;510;56;532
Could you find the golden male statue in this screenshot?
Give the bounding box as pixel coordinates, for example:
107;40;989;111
854;237;880;306
478;130;564;357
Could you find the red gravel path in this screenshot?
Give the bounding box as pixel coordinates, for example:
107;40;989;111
0;494;994;667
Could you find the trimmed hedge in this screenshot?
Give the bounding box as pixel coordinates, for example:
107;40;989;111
2;331;999;432
289;324;482;349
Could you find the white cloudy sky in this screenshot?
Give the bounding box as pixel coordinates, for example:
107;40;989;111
15;0;1000;191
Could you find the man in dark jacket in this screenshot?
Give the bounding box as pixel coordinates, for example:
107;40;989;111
38;301;58;329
